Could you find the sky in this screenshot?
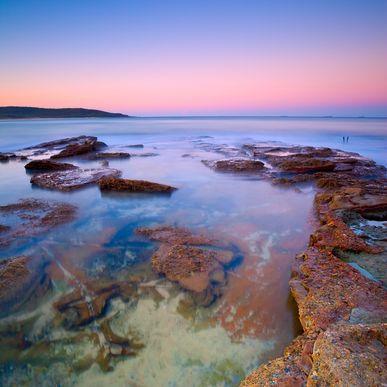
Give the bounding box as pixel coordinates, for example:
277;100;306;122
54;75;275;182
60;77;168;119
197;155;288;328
1;0;387;116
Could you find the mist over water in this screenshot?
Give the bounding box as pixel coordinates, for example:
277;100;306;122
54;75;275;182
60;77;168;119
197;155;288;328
0;117;385;386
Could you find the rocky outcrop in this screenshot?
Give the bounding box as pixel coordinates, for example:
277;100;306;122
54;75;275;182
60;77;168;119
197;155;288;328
137;226;235;305
24;159;77;171
0;199;77;248
308;323;386;386
0;256;51;317
30;167;121;191
98;177;176;193
240;144;387;386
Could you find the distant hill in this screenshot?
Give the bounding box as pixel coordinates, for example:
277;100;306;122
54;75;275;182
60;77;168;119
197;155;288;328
0;106;129;119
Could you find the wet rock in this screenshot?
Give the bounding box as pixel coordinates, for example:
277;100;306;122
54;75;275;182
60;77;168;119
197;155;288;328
0;198;77;248
308;323;386;386
137;226;235;305
98;177;176;193
31;168;121;191
24;159;77;171
0;256;51;317
202;158;265;173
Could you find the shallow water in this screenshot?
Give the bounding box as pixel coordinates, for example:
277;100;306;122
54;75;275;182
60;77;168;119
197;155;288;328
0;117;385;386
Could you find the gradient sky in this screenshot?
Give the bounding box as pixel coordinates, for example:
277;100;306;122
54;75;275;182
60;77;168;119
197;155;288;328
1;0;387;116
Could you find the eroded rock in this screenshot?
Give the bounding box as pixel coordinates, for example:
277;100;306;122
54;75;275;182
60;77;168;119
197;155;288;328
31;168;121;191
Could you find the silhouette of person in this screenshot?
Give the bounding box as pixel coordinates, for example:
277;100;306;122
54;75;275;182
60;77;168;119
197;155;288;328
346;136;349;143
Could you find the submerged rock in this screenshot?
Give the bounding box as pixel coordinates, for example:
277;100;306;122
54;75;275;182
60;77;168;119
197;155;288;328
98;177;176;193
54;283;121;328
24;159;77;171
0;256;51;317
137;226;235;305
54;280;137;329
31;168;121;191
0;198;77;248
